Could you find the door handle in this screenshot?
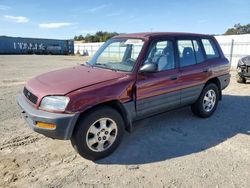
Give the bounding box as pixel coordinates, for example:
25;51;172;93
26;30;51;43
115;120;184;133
170;75;178;80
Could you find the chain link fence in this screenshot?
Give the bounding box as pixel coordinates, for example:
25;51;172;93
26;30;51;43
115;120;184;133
74;42;104;56
218;40;250;67
215;34;250;67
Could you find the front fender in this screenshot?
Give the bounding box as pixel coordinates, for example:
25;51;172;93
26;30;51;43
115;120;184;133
65;75;135;113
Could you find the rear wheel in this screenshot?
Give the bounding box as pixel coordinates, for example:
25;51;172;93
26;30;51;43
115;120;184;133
191;83;219;118
71;106;124;160
236;74;246;83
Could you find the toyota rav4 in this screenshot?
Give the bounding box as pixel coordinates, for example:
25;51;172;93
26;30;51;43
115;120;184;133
17;32;230;160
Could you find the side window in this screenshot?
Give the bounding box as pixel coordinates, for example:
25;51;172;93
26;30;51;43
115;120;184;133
145;40;175;71
201;39;220;59
178;40;196;67
178;39;205;67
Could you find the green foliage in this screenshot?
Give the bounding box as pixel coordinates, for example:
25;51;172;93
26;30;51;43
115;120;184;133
74;35;84;41
74;31;119;42
224;23;250;35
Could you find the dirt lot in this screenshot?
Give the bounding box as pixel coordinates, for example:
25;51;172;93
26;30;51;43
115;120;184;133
0;55;249;188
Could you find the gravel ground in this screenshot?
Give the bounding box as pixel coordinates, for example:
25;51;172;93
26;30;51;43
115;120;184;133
0;55;249;188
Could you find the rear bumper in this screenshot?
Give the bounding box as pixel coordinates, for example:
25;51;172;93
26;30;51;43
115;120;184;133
17;94;79;140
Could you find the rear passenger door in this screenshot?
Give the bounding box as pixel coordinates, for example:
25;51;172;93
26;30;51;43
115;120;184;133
177;38;208;106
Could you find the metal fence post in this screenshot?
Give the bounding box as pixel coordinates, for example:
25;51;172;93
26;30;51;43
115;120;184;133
229;39;234;64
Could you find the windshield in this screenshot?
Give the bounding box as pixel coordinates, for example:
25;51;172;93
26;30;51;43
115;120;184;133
88;38;144;72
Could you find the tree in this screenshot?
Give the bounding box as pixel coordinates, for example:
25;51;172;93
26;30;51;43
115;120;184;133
224;23;250;35
74;31;119;42
74;36;78;40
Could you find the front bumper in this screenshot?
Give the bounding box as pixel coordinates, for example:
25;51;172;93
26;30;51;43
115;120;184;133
17;94;79;140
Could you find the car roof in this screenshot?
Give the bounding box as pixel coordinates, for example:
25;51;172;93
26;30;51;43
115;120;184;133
113;32;212;39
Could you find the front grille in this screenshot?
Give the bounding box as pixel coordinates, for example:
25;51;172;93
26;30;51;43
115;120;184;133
23;87;38;104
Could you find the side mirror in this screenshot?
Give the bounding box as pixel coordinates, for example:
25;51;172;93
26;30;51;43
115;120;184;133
139;63;157;73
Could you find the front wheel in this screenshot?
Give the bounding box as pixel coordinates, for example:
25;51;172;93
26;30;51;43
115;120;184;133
71;106;124;160
191;83;219;118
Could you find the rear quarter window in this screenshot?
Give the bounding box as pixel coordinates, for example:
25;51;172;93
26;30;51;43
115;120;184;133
201;38;220;59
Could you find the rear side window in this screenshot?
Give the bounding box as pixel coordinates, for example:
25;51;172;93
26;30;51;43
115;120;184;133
177;39;205;67
201;39;220;59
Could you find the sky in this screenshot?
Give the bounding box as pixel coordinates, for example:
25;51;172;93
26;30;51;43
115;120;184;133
0;0;249;39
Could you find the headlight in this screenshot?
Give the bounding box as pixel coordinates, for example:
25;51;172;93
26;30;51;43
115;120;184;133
40;96;70;111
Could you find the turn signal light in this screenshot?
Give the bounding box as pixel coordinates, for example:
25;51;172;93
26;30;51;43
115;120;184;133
36;122;56;129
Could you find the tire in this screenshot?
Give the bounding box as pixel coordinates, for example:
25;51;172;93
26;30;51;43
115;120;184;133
71;106;124;160
191;83;219;118
236;74;246;83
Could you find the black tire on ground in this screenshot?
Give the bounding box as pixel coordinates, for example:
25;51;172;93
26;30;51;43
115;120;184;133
191;83;219;118
236;74;246;83
71;106;124;160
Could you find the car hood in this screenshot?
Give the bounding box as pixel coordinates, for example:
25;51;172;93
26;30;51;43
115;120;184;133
26;65;127;98
241;56;250;66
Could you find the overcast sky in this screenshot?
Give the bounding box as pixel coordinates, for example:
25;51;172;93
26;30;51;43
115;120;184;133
0;0;249;39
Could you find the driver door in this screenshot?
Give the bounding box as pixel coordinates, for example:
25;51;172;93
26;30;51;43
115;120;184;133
135;38;181;118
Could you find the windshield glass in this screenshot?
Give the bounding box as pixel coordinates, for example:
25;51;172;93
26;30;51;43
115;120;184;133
88;38;144;72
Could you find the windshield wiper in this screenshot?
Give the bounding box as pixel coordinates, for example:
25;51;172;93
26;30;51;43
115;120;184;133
81;62;93;67
86;62;93;67
94;63;117;71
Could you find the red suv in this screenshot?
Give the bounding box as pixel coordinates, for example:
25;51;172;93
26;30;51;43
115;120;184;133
17;32;230;160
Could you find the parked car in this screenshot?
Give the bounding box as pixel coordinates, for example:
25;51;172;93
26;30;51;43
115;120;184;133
236;55;250;83
17;32;230;160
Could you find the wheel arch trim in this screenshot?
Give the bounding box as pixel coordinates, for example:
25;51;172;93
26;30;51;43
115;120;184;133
71;100;135;138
